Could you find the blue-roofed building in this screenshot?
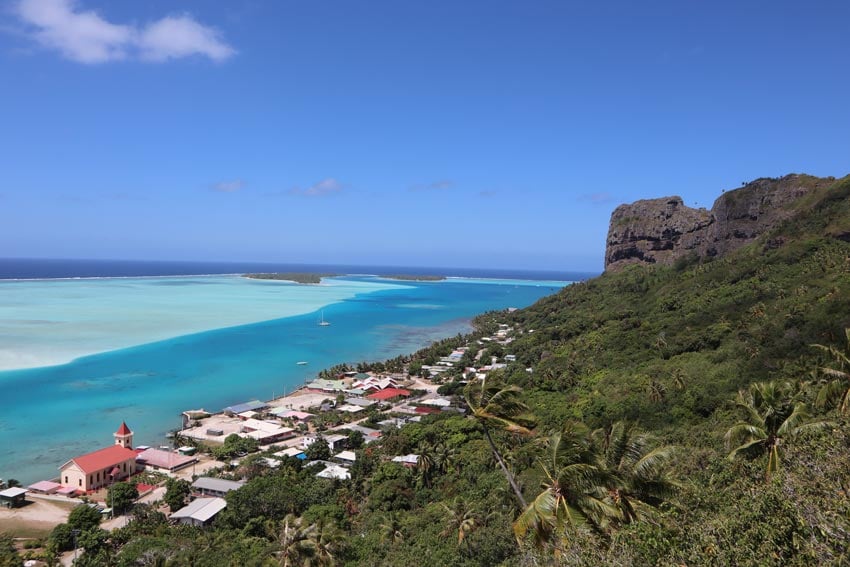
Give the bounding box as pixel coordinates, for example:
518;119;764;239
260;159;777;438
223;400;268;415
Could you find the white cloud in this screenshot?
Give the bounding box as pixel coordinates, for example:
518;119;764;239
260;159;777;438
16;0;132;63
14;0;235;64
290;178;343;197
212;179;245;193
138;15;234;63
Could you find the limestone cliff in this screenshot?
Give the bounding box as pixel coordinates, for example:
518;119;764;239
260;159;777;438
604;174;836;271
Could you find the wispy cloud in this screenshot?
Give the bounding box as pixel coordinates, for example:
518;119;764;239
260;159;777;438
137;15;235;62
578;192;614;204
478;190;498;198
13;0;235;64
289;178;344;197
410;179;454;192
211;179;245;193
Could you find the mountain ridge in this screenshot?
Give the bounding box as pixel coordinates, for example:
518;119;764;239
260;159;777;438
604;173;845;271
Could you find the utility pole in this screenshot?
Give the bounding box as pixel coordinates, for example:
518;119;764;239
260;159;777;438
72;528;80;561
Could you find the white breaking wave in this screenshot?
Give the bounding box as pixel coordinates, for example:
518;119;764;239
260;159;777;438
0;275;403;371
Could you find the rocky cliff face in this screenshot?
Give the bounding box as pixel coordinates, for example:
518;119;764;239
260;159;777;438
604;174;835;271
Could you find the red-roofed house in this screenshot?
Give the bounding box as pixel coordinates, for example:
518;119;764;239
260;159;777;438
59;423;138;492
366;388;411;401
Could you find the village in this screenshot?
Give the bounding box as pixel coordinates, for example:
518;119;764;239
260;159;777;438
0;322;519;565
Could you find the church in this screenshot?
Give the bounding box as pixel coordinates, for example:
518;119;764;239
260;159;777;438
59;422;139;493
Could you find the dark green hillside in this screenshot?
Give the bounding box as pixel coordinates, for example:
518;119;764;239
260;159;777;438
483;174;850;564
35;175;850;566
502;175;850;432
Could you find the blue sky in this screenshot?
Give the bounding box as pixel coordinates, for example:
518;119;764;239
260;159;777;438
1;1;848;272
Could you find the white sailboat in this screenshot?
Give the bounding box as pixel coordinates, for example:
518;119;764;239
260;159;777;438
319;310;331;326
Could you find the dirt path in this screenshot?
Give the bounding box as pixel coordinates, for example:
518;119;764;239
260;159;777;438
0;497;75;537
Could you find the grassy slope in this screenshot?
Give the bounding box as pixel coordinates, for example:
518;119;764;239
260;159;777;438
494;174;850;564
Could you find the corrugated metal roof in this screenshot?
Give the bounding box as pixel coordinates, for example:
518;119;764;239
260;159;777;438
171;497;227;522
136;448;197;470
223;400;268;414
191;477;244;493
0;487;27;498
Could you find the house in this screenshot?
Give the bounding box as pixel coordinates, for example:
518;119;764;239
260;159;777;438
341;424;382;441
334;450;357;464
238;419;296;444
353;376;400;391
0;487;27;508
391;454;420;468
223;400;268;415
27;481;61;495
366;388;411;402
171;497;227;527
274;447;307;460
306;379;346;392
259;457;281;469
377;418;405;430
59;422;138;492
336;404;365;414
420;398;452;407
301;433;347;452
343;398;375;408
269;409;314;422
191;477;244;498
309;462;351;480
135;448;197;473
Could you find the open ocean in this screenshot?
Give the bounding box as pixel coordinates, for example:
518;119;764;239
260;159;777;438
0;258;595;483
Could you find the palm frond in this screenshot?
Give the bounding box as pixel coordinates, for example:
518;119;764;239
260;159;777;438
776;403;812;437
513;489;556;544
727;437;766;461
733;399;767;430
819;367;850;380
724;423;766;449
816;379;847;410
632;445;675;480
792;420;835;436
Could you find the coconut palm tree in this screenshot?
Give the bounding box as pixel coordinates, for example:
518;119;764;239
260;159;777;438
275;514;319;567
378;512;405;546
671;368;686;391
464;379;536;508
590;421;677;524
647;380;667;404
814;328;850;414
513;424;617;549
313;520;344;566
416;442;436;488
725;380;832;478
441;497;480;546
432;441;457;475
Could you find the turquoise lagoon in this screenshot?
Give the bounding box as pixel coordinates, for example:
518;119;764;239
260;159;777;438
0;275;568;482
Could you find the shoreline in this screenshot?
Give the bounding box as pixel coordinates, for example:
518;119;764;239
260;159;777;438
0;277;566;483
0;276;406;373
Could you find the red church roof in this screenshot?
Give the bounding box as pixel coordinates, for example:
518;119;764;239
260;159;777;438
115;421;132;435
366;388;411;401
63;445;138;474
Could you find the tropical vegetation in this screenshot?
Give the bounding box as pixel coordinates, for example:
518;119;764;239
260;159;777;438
17;173;850;565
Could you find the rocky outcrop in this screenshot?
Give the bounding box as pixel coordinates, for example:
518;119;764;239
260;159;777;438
604;174;835;271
